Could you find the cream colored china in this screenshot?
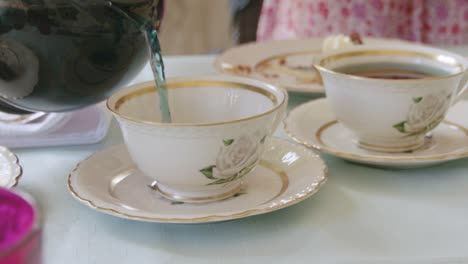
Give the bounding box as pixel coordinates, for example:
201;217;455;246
0;146;22;188
315;43;468;153
107;76;287;203
214;37;409;94
284;98;468;169
67;137;327;223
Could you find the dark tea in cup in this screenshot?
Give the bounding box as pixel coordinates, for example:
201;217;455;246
333;62;452;80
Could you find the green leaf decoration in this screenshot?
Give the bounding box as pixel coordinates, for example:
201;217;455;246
171;201;184;205
402;118;443;138
223;139;234;146
260;136;266;143
233;191;247;197
393;121;407;133
207;178;232;185
205;162;258;186
412;97;423;103
200;165;216;179
238;164;254;177
403;131;425;138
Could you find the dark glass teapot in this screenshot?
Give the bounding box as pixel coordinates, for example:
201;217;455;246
0;0;162;113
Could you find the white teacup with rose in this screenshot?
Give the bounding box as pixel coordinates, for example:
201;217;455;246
315;42;468;153
107;76;287;203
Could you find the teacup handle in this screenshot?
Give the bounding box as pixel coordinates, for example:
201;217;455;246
452;71;468;105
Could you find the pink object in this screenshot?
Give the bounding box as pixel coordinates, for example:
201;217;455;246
0;188;41;264
257;0;467;45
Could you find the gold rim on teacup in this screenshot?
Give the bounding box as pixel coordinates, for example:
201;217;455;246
107;79;287;127
315;49;466;82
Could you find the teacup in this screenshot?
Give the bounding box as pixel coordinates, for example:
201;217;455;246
107;75;287;203
315;43;468;153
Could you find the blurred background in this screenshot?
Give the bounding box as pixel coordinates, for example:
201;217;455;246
158;0;467;55
159;0;263;55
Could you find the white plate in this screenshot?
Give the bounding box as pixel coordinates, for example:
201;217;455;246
67;137;327;223
214;37;409;94
284;98;468;169
0;146;22;188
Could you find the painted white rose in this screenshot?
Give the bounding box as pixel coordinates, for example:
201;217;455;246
213;135;260;179
404;93;450;134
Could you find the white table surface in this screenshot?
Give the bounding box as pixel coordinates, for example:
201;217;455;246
14;48;468;264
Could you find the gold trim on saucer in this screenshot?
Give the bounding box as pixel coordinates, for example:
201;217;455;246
283;112;468;162
258;64;320;82
11;152;22;188
107;80;286;127
445;120;468;135
254;50;321;83
67;144;327;223
0;146;23;189
260;160;289;204
215;50;323;89
316;50;466;82
315;120;338;147
316;120;425;152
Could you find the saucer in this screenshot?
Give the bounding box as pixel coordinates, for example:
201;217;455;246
284;98;468;169
0;146;22;188
67;137;327;223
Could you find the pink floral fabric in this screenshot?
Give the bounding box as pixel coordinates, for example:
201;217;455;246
257;0;468;45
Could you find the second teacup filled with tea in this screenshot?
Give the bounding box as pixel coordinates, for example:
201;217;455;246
315;43;467;153
107;76;287;203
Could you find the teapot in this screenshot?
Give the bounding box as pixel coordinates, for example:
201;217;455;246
0;0;162;113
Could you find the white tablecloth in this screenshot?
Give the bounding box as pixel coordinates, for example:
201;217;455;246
14;50;468;264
